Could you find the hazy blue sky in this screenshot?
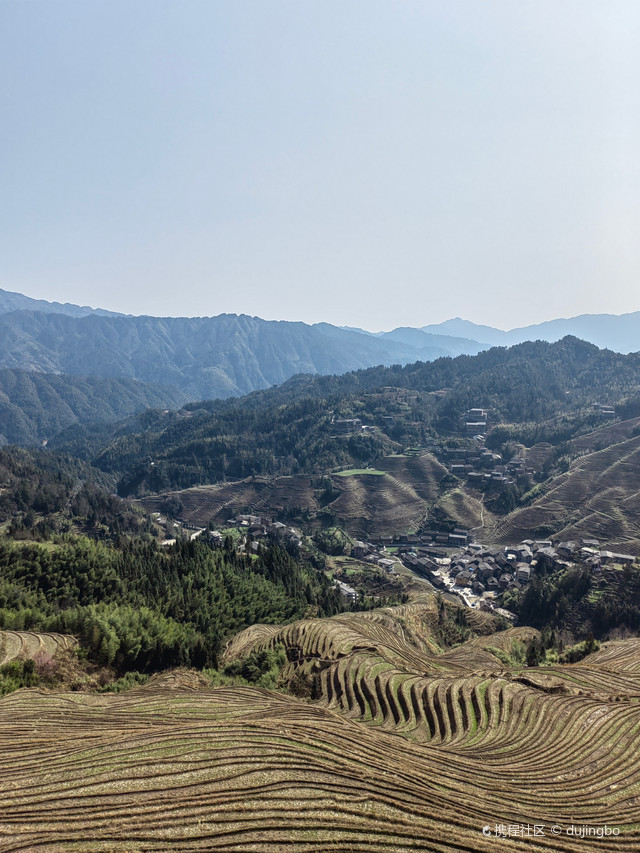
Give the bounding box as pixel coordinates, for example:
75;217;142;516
2;1;639;330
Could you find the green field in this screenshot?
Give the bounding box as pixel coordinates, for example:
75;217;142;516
334;468;386;477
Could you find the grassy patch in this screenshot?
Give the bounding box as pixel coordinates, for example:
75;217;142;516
5;538;62;552
98;671;149;693
334;469;385;477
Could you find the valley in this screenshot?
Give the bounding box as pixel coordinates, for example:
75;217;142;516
3;296;640;850
5;0;640;844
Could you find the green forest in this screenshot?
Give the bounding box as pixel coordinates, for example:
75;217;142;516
0;536;345;672
3;334;640;694
42;336;640;496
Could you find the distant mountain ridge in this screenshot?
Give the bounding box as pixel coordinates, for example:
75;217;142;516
347;311;640;354
0;286;124;318
422;313;640;354
0;369;187;446
3;289;640;409
0;309;484;402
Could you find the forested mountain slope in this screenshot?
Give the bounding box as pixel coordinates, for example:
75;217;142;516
72;337;640;495
0;310;481;401
0;369;188;446
6;336;640;549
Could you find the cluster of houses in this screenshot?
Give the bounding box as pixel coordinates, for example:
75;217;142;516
593;402;616;417
345;527;637;614
221;515;367;603
166;509;637;616
402;537;636;612
464;407;488;437
332;418;365;435
211;514;303;553
438;443;536;489
350;540;397;574
331;417;381;436
403;405;532;490
334;580;358;602
367;528;470;550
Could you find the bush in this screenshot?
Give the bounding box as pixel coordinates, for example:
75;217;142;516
223;645;287;689
98;671;149;693
313;527;353;556
559;635;600;663
0;658;39;694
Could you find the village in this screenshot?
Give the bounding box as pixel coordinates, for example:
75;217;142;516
398;536;636;615
336;402;618;493
155;506;637;620
150;402;630;616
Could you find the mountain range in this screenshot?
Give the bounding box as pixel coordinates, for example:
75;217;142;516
349;312;640;354
0;286;124;318
422;313;640;352
0;309;484;402
0;288;488;404
0;369;187;447
2;287;640;446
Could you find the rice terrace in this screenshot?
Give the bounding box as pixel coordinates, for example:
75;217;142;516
2;599;640;851
5;341;640;851
5;1;640;849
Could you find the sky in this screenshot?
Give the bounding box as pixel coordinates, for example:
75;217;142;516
1;1;640;331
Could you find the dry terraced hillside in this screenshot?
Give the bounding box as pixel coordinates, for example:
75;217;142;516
569;417;640;454
427;487;493;534
328;455;447;537
3;602;640;850
140;454;448;537
493;434;640;550
0;630;77;666
141;477;320;529
141;455;447;535
138;430;640;547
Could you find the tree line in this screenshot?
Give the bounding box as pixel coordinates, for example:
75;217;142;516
0;536;346;672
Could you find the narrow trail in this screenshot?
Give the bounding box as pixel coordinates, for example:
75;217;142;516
470;494;485;536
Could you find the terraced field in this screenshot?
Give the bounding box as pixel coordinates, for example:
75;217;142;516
522;441;556;470
4;606;640;850
222;602;640;848
327;456;447;536
139;454;449;536
0;630;77;666
140;476;320;528
494;435;640;550
430;487;494;533
375;454;449;501
328;471;427;536
2;668;638;851
225;606;533;743
570;417;640;454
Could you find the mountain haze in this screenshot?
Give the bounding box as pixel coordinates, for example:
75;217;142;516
0;286;124;318
0;310;482;401
424;311;640;353
3;289;640;411
0;369;188;446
